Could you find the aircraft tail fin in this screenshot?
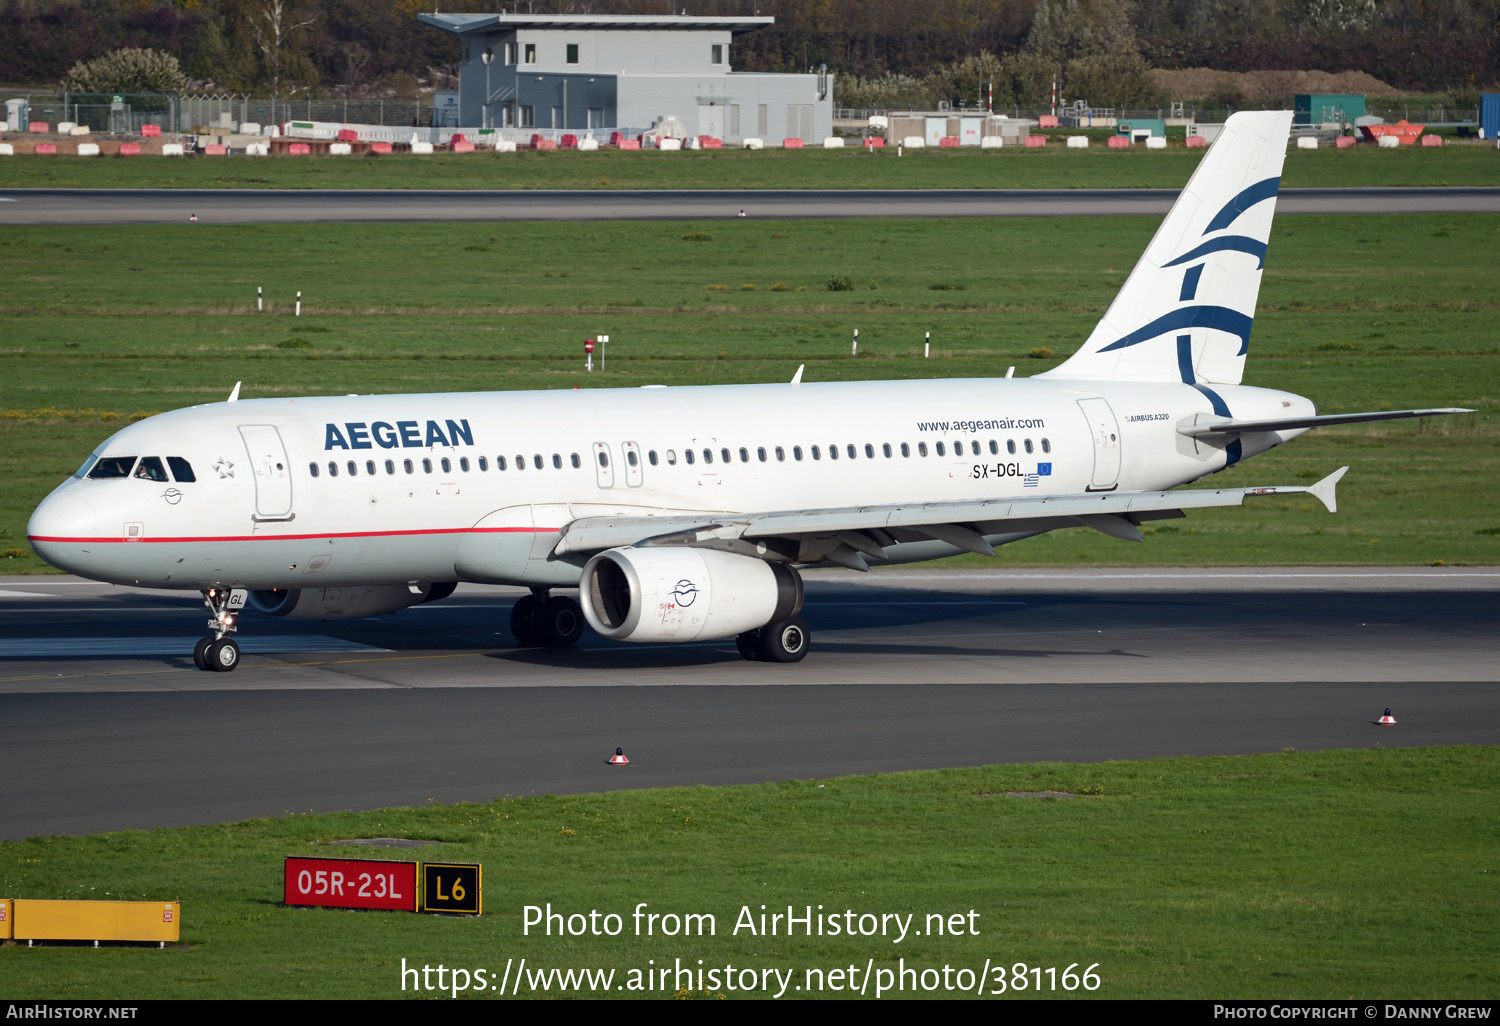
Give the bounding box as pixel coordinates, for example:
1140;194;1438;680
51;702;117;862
1040;110;1294;386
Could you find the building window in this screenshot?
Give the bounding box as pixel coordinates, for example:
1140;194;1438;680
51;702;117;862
524;42;536;64
502;102;516;127
566;43;579;64
519;105;535;127
505;41;517;65
730;104;740;136
711;43;723;65
757;103;767;136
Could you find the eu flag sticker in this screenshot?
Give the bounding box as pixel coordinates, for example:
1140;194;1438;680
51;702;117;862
1037;462;1052;476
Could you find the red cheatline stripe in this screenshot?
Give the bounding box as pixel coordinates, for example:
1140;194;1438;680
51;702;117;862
28;526;560;544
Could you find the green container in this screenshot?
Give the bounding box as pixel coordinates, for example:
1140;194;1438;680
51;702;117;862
1294;94;1365;126
1116;118;1164;138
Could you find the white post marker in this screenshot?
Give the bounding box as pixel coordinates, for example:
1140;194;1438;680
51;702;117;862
598;334;608;372
295;290;302;317
584;338;594;372
851;328;858;357
257;286;263;312
925;330;930;358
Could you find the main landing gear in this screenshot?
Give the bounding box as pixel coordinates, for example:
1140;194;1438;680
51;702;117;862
736;615;811;663
510;590;586;648
193;587;242;672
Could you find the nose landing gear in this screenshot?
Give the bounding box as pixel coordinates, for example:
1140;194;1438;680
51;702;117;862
193;587;244;671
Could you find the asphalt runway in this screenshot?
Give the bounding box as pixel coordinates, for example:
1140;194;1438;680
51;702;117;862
2;186;1498;225
1;567;1496;840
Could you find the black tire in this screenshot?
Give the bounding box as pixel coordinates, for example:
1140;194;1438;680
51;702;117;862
735;630;762;661
539;595;585;648
758;616;810;663
193;637;212;671
510;594;543;645
207;638;240;672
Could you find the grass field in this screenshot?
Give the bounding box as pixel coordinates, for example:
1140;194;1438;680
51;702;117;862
2;213;1494;572
0;747;1494;999
0;140;1496;191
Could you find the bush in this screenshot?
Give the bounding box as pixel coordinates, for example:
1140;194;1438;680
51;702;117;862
61;48;187;94
826;274;855;292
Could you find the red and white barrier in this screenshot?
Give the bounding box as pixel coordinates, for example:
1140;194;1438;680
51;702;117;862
741;138;762;149
451;140;475;153
782;137;804;149
35;142;57;155
1185;135;1208;148
578;137;599;151
329;142;352;155
370;141;392;154
864;136;886;148
1421;134;1443;147
1296;136;1318;149
204;143;227;155
411;141;434;154
901;135;924;148
1107;136;1131;149
140;124;161;137
0;143;13;156
1024;135;1046;148
980;136;1002;149
1066;136;1088;148
1335;135;1356;149
27;121;49;133
939;136;959;148
161;143;184;156
288;142;311;155
823;136;844;148
1145;135;1167;149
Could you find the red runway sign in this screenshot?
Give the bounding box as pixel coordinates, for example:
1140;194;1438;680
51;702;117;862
284;857;417;912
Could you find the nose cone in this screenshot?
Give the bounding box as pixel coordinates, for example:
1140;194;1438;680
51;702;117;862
27;482;101;574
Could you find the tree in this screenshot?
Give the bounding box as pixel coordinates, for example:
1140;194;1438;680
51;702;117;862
60;47;188;94
237;0;321;102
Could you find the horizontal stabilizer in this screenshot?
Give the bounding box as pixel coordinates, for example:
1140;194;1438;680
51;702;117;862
1179;407;1473;438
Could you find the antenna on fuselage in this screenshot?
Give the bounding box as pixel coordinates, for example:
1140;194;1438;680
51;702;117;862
227;381;241;402
790;364;804;385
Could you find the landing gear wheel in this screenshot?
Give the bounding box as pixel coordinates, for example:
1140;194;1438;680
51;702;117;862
510;594;544;646
206;637;240;672
735;630;762;661
193;637;213;671
757;616;810;663
538;595;585;648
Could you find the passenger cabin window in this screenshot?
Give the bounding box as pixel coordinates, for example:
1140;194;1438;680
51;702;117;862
308;462;319;478
1007;440;1017;455
703;449;713;464
404;459;415;474
366;460;376;475
387;459;397;474
685;449;695;465
627;450;638;467
440;458;451;473
811;445;821;460
423;458;433;473
347;460;357;476
793;446;803;461
166;457;195;482
460;457;470;472
328;462;339;477
134;456;168;482
775;446;786;462
572;453;582;468
1024;439;1034;454
533;454;543;470
901;442;910;457
739;447;749;463
515;455;526;471
648;451;659;466
936;442;946;456
989;440;999;455
498;456;508;471
1042;438;1051;453
89;456;136;479
553;454;563;469
666;449;678;465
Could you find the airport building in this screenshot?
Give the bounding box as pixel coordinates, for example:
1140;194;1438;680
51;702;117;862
418;12;833;143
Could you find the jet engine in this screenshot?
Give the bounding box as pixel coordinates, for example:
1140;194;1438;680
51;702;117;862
580;546;802;643
248;582;456;620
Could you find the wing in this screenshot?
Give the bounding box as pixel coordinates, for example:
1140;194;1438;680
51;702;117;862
552;467;1349;571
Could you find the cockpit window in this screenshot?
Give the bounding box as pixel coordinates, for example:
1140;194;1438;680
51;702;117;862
134;457;169;482
166;457;196;482
88;456;137;479
74;454;99;479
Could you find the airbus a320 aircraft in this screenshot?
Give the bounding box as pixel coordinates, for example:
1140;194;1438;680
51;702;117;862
28;111;1468;671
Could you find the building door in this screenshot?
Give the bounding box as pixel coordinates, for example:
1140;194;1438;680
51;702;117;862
238;424;294;519
1077;398;1122;491
925;117;946;145
700;103;724;140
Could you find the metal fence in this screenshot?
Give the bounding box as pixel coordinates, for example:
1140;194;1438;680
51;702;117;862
37;92;440;133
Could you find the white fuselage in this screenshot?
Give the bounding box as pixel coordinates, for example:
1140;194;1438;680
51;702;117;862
27;375;1312;591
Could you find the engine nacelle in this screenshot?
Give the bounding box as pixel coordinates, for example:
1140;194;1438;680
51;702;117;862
249;582;452;620
580;546;802;643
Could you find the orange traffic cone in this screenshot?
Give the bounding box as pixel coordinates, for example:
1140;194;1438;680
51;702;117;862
608;747;630;765
1378;708;1397;725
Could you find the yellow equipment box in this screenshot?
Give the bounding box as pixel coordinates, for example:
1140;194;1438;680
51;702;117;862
0;899;11;939
13;900;180;944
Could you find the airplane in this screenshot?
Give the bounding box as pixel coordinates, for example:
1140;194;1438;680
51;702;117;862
26;110;1470;672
